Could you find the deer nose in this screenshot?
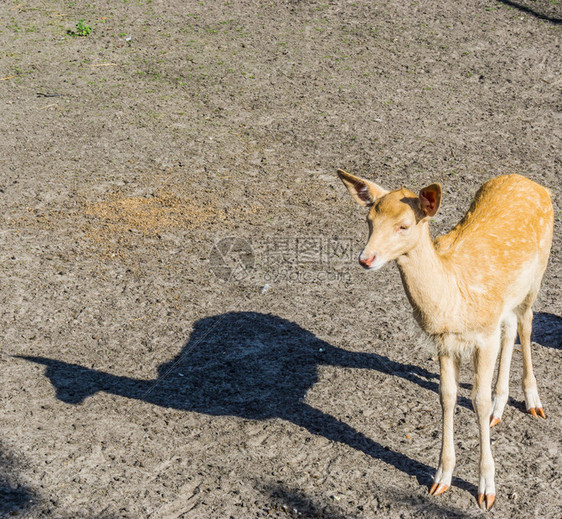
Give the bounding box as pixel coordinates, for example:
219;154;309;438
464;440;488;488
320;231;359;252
359;254;376;268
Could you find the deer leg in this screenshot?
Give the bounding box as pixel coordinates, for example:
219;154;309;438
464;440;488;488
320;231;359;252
473;333;501;510
429;354;458;496
518;307;545;419
490;312;517;427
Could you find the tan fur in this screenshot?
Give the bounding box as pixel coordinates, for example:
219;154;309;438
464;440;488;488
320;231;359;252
337;169;553;509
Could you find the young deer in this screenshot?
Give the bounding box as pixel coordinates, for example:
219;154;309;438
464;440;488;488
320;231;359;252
337;169;553;509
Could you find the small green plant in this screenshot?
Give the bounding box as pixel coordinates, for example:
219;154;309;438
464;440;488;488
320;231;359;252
76;19;92;36
69;19;92;37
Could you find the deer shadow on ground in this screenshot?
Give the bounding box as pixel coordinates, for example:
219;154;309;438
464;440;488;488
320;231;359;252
263;481;479;519
532;312;562;349
496;0;562;25
20;312;482;492
0;443;35;517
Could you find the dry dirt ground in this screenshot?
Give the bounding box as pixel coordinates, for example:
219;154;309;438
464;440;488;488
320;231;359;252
1;1;561;518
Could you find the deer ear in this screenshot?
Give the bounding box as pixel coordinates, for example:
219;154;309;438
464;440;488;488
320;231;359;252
337;169;388;207
419;183;442;217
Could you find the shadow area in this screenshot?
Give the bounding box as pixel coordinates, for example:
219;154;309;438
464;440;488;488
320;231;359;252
532;312;562;349
264;481;475;519
264;483;349;519
497;0;562;24
18;312;475;493
0;443;35;516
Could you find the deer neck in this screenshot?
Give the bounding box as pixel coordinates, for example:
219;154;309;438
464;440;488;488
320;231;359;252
395;224;455;335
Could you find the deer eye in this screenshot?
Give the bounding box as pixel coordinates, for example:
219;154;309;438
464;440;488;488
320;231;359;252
397;224;409;232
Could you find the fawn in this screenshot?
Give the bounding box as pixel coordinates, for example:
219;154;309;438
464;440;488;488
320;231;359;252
337;169;553;509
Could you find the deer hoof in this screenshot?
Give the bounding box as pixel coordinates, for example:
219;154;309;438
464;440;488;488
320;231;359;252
529;407;546;419
429;482;449;496
527;405;546;419
477;492;495;510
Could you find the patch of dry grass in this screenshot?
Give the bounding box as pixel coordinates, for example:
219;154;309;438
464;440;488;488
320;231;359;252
10;188;263;263
84;191;220;235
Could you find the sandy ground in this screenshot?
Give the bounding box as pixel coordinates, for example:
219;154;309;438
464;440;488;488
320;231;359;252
1;1;561;517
